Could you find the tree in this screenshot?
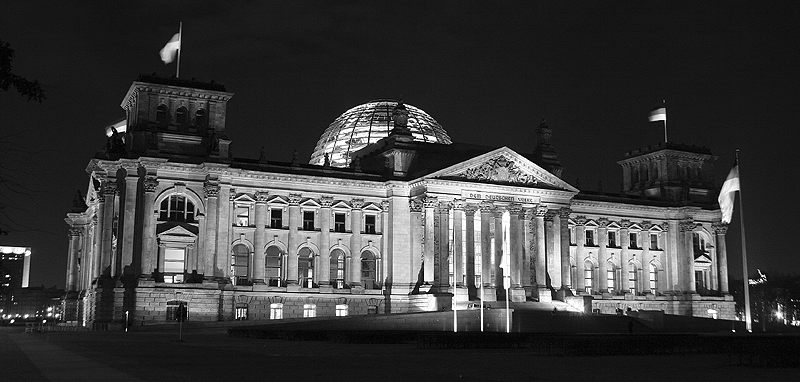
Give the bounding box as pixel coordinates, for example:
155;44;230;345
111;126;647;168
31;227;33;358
0;39;45;102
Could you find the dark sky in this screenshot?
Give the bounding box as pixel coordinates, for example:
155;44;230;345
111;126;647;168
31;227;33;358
1;1;799;288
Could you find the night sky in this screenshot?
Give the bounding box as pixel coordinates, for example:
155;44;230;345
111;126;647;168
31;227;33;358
1;1;798;288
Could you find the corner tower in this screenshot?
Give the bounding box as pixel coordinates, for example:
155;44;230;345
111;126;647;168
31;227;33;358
114;75;234;159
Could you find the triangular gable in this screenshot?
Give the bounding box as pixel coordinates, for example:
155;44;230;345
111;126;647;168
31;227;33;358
694;252;712;262
300;198;321;208
157;224;198;238
232;194;256;204
267;195;288;205
421;147;578;192
331;201;351;210
607;222;621;229
629;223;643;231
362;203;383;212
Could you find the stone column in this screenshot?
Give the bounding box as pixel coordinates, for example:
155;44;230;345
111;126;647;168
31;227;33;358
408;199;423;287
533;205;547;291
91;204;103;283
203;181;220;278
253;191;269;284
216;186;232;279
559;208;571;289
597;218;609;294
318;196;333;286
574;216;587;293
493;207;504;291
545;211;560;289
423;196;437;284
381;200;390;286
639;222;652;294
522;209;534;293
119;166;138;277
350;198;364;287
452;199;465;287
140;176;158;278
620;220;631;294
286;194;302;285
464;205;476;291
681;220;697;293
66;227;81;291
508;205;523;288
435;201;451;290
479;202;495;301
100;180;117;277
713;222;730;294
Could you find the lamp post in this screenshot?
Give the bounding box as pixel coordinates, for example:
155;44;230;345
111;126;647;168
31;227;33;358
453;284;458;333
504;275;511;333
478;274;484;332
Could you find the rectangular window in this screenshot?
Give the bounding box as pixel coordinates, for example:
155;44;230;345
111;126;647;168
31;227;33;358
335;304;348;317
235;306;248;320
585;230;594;246
584;268;592;293
629;232;638;249
607;269;614;292
235;206;250;227
163;248;185;283
650;233;659;250
303;211;315;230
334;213;346;232
649;264;657;294
303;304;317;318
628;269;636;293
270;209;283;229
364;215;376;234
608;231;617;247
269;303;283;320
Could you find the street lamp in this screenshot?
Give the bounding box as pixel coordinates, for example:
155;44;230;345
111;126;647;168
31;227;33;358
503;275;511;333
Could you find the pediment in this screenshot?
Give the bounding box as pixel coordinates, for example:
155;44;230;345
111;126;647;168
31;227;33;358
157;224;198;238
424;147;578;192
232;194;256;204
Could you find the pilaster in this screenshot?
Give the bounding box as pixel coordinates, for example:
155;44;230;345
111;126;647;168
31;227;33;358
286;193;302;285
350;198;364;287
574;216;587;293
597;218;609;294
203;180;220;278
452;199;465;288
119;164;138;277
423;196;437;284
318;196;333;286
558;208;571;290
140;176;158;278
253;191;268;284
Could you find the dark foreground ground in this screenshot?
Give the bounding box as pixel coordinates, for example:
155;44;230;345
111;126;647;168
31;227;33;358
2;325;798;382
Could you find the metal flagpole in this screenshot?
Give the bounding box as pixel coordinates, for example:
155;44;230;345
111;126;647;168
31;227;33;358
176;22;182;78
663;99;668;143
736;149;752;332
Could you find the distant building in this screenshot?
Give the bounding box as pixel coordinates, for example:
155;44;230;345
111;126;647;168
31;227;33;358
64;75;734;327
0;246;31;316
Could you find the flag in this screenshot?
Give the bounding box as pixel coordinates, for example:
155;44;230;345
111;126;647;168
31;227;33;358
718;165;740;223
159;32;181;64
648;107;667;122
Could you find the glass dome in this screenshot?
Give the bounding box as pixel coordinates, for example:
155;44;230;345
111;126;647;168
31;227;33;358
310;100;452;167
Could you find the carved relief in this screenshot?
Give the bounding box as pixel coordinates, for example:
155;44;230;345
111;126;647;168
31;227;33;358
143;176;159;193
574;215;588;225
712;221;728;235
454;155;538;185
350;198;365;209
203;182;220;198
422;196;438;209
409;199;422;213
679;220;696;232
255;191;270;203
380;200;390;212
319;196;334;208
558;207;571;220
287;193;303;205
534;205;548;217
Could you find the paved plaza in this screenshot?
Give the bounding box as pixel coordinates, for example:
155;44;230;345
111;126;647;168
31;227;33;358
2;326;798;381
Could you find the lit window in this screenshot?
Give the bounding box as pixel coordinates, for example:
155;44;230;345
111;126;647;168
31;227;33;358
335;304;348;317
298;248;315;288
364;215;376;234
606;268;615;292
270;209;283;228
235;306;248;320
159;195;197;223
163;248;185;283
303;304;316;318
330;249;346;289
650;233;659;250
628;269;636;294
269;303;283;320
361;251;377;289
265;246;283;287
585;230;595;246
302;211;315;230
334;213;346;232
649;263;658;294
608;231;617;247
584;262;593;294
232;244;250;286
629;232;638;249
235;206;250;226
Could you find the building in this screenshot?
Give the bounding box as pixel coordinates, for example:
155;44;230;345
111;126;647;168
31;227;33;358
63;75;734;326
1;246;31;316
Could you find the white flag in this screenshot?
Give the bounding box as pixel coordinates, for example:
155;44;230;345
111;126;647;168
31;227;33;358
718;165;740;223
648;107;667;122
159;32;181;64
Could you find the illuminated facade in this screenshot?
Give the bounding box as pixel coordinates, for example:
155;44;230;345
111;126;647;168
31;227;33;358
64;76;734;326
1;246;31;316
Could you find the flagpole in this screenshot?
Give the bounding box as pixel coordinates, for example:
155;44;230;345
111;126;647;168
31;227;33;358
736;149;752;332
662;99;668;143
176;22;182;78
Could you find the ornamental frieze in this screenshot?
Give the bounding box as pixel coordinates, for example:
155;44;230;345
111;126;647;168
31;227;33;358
453;155;538;185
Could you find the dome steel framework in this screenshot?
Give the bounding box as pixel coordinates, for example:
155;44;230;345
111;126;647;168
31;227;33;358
310;100;452;167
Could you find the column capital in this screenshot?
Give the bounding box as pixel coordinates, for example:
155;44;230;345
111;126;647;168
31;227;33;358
68;227;82;237
319;195;334;208
451;198;466;211
437;200;452;212
255;191;270;203
409;198;422;213
350;198;365;210
423;195;438;209
679;220;697;232
534;204;548;217
287;193;303;205
597;217;610;229
712;221;728;234
102;181;118;196
508;203;523;215
493;206;505;218
574;215;588;225
619;219;631;229
641;220;653;230
558;207;571;220
479;201;495;213
380;200;390;212
143;176;159;193
203;181;220;198
463;204;478;215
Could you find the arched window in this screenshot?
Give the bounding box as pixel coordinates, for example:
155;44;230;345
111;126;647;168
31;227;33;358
361;251;377;289
159;195;197;222
265;246;283;287
649;263;658;294
584;260;594;294
156;104;168;125
195;109;206;128
176;106;188;125
330;249;346;289
627;266;637;294
606;263;616;293
232;244;250;286
298;247;314;288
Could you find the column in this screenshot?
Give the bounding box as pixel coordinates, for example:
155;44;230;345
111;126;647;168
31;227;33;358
119;165;138;276
66;227;81;291
713;222;730;294
545;210;560;289
681;221;697;293
216;186;232;278
388;193;413;294
574;217;586;293
100;180;117;278
559;208;571;289
521;209;534;292
508;205;523;287
286;193;302;285
350;198;364;287
493;207;504;290
318;196;333;286
640;222;652;294
423;196;437;284
435;201;451;289
410;199;424;287
381;200;390;286
464;205;476;291
253;191;269;284
140;176;158;277
479;202;495;299
597;218;609;294
620;220;631;294
91;203;103;283
452;199;465;287
533;205;547;289
203;181;220;278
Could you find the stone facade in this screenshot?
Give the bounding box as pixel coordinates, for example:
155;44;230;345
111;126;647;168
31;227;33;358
64;76;734;327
